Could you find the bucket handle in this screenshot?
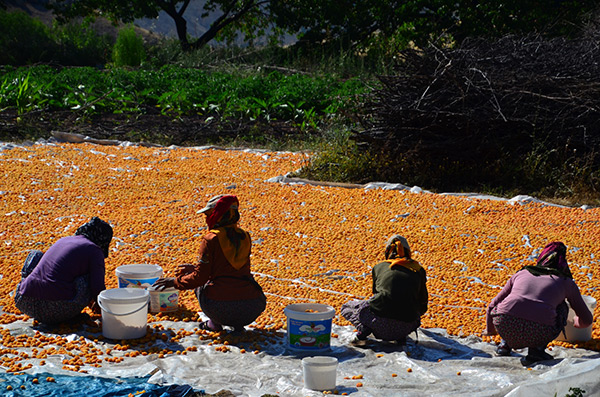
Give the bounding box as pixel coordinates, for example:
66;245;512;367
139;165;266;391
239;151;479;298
97;295;150;317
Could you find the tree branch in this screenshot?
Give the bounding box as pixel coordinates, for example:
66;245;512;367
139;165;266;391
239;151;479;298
190;0;270;50
177;0;191;17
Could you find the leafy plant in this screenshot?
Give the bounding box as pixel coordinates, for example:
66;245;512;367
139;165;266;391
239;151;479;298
0;65;368;123
562;387;586;397
112;25;146;67
15;72;33;115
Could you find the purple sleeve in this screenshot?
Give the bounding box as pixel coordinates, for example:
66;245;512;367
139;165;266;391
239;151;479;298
486;274;515;333
566;281;593;328
88;253;106;298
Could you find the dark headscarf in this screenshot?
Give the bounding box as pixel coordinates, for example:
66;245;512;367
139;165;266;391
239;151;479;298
384;234;411;260
75;217;113;258
523;241;572;279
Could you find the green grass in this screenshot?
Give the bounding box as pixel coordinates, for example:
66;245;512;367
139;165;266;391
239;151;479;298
0;65;370;130
296;131;600;206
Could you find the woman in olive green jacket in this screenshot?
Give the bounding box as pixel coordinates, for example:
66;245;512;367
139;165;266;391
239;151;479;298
341;235;428;345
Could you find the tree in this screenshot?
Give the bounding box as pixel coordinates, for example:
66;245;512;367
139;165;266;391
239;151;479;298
273;0;599;49
430;0;600;44
49;0;276;51
48;0;599;53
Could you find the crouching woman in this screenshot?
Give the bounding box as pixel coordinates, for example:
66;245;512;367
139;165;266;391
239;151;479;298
14;217;113;325
484;241;593;363
341;235;428;345
153;195;266;332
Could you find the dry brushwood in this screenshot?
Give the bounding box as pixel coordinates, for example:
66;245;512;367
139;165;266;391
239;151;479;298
358;35;600;170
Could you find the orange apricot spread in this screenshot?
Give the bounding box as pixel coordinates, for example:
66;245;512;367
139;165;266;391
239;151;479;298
0;142;598;373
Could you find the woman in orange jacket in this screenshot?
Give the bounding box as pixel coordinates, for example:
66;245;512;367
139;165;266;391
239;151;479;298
153;195;266;332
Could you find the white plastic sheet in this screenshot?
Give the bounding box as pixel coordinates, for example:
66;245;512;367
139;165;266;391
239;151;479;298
3;316;600;397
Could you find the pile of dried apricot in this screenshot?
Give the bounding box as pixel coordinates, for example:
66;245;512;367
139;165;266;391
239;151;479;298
0;142;598;372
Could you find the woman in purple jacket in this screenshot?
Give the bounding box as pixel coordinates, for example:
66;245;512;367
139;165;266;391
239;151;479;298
484;241;593;363
14;217;113;325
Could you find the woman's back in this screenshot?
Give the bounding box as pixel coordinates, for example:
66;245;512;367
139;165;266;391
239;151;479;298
493;270;590;326
18;235;105;300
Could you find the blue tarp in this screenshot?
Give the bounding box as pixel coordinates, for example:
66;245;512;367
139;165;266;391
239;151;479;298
0;373;202;397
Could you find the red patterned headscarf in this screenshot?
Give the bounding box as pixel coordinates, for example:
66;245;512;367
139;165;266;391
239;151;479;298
202;195;250;270
205;195;239;229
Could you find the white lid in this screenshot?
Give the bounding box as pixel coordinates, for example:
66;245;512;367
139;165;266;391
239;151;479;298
98;288;149;304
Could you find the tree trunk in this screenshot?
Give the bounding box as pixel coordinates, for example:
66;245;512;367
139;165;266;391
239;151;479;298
173;13;191;51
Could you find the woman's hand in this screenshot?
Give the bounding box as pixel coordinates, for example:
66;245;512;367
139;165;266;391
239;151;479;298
573;315;586;328
175;263;195;277
152;277;176;291
89;300;102;314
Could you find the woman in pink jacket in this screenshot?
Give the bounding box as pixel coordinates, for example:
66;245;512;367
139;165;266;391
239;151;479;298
484;241;593;363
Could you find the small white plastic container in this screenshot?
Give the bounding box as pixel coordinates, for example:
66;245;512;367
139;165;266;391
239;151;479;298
302;356;338;391
148;285;180;313
555;295;596;343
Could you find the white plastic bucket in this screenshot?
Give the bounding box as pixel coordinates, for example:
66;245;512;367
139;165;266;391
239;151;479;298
302;356;338;391
148;286;180;313
555;295;596;343
284;303;335;351
116;264;162;289
97;288;150;340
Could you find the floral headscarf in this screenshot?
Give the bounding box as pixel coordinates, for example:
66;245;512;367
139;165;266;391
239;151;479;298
384;234;422;272
75;217;113;258
385;235;411;259
523;241;572;279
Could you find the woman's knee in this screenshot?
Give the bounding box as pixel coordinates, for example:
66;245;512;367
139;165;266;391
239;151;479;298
21;250;44;278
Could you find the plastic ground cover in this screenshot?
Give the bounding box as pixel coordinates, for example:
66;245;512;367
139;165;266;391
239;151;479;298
1;318;599;396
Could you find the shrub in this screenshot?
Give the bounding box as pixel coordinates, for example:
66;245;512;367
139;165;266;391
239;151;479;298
0;9;56;65
52;19;113;66
112;25;146;67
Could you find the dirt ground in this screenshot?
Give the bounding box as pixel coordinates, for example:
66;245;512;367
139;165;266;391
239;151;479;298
0;109;306;148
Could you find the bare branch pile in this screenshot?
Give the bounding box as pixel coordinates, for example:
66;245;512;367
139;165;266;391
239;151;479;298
357;35;600;192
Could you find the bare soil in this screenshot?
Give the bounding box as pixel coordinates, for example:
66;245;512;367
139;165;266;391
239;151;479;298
0;109;304;148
